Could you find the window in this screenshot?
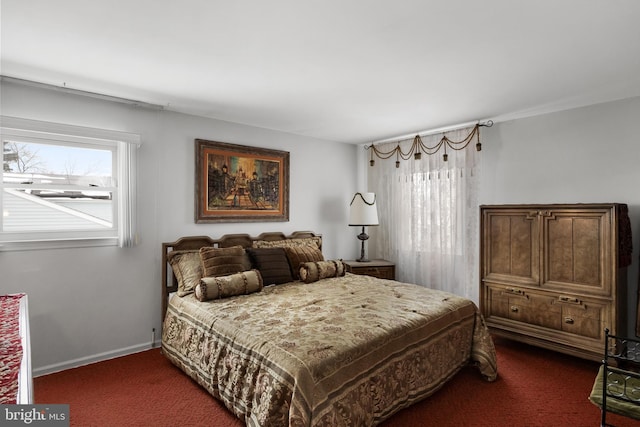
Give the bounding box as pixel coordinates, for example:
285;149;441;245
367;126;481;301
0;116;140;250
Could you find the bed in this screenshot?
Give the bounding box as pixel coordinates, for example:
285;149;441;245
161;231;497;426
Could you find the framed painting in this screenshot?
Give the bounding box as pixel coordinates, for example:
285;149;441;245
195;139;290;223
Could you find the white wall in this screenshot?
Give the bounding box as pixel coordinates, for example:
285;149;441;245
4;78;638;374
481;96;640;335
0;81;359;374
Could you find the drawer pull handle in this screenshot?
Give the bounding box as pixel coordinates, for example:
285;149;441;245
564;317;575;324
510;306;519;313
506;287;524;295
558;296;580;304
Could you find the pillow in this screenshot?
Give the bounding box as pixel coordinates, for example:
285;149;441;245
284;245;324;280
299;260;346;283
195;270;263;301
246;247;293;285
199;245;250;278
589;364;640;419
168;250;202;296
252;236;322;250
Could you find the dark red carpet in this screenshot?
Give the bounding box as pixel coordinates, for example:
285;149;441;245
35;338;636;426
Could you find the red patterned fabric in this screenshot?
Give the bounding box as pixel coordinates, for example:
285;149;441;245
0;293;25;404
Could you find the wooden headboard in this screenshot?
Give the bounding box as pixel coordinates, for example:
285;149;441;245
161;230;321;320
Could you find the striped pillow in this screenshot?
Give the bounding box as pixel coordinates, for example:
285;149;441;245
299;260;346;283
199;245;250;278
195;269;263;301
284;245;324;280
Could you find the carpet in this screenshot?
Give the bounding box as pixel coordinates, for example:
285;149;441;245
34;337;637;426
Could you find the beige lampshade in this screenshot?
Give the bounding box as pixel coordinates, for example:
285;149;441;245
349;192;379;226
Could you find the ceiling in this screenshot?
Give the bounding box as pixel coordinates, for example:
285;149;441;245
2;0;639;144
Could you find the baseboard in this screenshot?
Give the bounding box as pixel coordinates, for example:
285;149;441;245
33;339;163;377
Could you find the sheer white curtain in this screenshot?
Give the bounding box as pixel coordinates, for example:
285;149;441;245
368;127;481;302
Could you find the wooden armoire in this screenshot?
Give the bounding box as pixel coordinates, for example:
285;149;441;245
479;203;632;361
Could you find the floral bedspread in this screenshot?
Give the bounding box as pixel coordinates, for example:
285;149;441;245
162;274;497;426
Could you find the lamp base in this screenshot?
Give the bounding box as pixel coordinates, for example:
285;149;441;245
356;226;369;262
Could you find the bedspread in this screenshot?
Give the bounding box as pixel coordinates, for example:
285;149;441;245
162;273;497;426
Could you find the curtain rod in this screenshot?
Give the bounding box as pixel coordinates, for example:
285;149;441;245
371;119;494;145
0;75;165;111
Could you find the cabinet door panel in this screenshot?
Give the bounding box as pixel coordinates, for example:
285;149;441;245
483;210;538;285
511;217;535;277
547;217;574;283
542;209;610;294
572;218;601;285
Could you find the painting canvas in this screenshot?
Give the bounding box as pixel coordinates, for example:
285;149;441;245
195;139;289;223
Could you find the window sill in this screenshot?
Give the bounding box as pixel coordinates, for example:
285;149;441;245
0;237;117;252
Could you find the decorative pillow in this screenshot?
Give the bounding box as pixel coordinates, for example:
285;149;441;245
199;245;250;278
589;364;640;420
252;236;322;250
245;247;293;285
168;250;202;296
195;270;263;301
284;245;324;280
299;260;346;283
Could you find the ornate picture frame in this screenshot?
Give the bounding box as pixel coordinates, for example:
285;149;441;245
195;139;290;223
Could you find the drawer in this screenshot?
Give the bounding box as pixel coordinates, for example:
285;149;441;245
344;261;395;280
486;286;561;330
352;266;394;279
559;298;604;339
483;284;608;341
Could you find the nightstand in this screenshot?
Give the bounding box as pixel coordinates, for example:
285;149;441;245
343;259;395;280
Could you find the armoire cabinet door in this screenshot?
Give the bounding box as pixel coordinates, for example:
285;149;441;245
481;209;539;287
540;208;612;296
